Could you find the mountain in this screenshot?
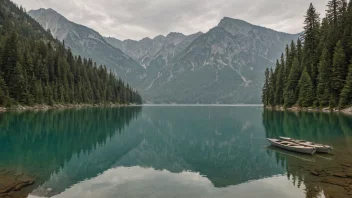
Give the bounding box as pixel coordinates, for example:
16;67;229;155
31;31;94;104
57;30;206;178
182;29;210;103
29;8;300;104
27;8;145;88
0;0;141;107
106;17;300;103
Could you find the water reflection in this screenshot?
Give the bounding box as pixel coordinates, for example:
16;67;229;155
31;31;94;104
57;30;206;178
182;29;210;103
263;110;352;144
0;107;142;194
263;110;352;198
0;106;351;198
26;106;287;197
29;166;306;198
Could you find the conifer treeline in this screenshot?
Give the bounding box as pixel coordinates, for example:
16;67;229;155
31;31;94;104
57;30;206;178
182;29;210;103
262;0;352;109
0;0;142;106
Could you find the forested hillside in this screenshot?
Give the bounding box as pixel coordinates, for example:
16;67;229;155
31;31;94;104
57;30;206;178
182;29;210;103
0;0;142;107
262;0;352;109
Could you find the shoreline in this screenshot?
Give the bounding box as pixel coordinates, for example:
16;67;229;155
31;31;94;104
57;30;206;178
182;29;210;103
265;106;352;115
0;103;135;113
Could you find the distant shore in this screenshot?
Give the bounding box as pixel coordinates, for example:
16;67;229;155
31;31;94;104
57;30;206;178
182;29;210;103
265;106;352;115
0;103;134;113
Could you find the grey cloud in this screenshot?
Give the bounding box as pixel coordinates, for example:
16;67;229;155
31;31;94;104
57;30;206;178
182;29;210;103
13;0;329;40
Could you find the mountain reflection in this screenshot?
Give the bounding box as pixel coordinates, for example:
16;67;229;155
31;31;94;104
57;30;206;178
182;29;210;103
3;107;351;198
22;106;288;197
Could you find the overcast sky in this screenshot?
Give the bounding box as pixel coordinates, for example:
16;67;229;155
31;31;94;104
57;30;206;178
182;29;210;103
13;0;329;40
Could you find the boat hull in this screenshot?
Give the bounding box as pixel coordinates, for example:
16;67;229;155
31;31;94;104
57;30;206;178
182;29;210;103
267;139;316;155
279;136;332;153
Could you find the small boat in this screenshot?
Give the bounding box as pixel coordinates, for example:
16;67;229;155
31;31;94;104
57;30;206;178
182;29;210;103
279;137;332;153
267;138;316;155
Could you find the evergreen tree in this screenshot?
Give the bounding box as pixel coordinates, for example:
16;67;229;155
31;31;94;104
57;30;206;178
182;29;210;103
303;3;320;88
0;76;9;106
326;0;342;26
284;57;301;107
268;68;275;106
317;47;332;107
274;57;285;105
296;38;303;66
298;68;314;107
339;61;352;108
9;62;28;104
262;68;270;107
1;31;18;84
330;41;346;106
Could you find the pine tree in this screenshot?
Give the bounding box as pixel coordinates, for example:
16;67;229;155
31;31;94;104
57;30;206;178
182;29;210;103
330;41;346;106
1;31;18;84
296;38;303;65
262;68;270;107
317;47;332;107
9;62;28;104
327;0;342;26
268;68;275;106
0;76;9;106
339;61;352;108
274;57;285;106
303;3;320;88
284;57;301;107
298;68;314;107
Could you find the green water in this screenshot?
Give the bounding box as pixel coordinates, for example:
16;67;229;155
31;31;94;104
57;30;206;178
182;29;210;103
0;106;351;198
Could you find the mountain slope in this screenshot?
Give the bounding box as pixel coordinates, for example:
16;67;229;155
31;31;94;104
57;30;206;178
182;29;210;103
29;8;299;104
28;8;145;87
0;0;141;107
106;18;299;103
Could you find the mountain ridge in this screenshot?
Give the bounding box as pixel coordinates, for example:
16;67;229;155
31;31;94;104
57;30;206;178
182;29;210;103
28;8;300;104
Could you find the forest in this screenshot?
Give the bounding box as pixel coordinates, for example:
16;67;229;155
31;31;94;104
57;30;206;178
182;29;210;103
262;0;352;109
0;0;142;107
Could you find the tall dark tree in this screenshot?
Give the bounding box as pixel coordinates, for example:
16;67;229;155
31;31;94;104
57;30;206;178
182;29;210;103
339;61;352;108
274;55;285;105
296;38;303;66
1;31;18;84
262;68;270;107
298;68;314;107
284;57;301;107
330;41;346;106
303;3;320;90
268;68;275;106
326;0;342;26
317;47;332;107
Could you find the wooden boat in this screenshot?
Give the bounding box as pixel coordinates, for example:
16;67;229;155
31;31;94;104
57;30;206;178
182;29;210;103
279;137;332;153
267;138;316;155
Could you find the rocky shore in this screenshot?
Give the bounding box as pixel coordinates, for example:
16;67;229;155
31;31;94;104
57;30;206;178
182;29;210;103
0;103;133;113
286;149;352;198
266;106;352;115
0;170;35;198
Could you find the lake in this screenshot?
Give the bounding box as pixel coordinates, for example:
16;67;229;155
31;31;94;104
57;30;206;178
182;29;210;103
0;106;351;198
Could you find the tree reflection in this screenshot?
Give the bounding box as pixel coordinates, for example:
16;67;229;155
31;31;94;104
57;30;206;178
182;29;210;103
0;107;142;185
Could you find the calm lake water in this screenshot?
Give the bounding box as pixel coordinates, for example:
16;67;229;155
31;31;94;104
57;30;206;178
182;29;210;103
0;106;351;198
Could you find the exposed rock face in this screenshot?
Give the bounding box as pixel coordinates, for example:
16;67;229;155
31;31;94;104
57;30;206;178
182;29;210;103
106;18;299;104
29;9;299;104
28;9;145;88
0;170;35;198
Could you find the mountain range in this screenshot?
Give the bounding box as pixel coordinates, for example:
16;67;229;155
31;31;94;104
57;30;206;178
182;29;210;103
28;9;300;104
